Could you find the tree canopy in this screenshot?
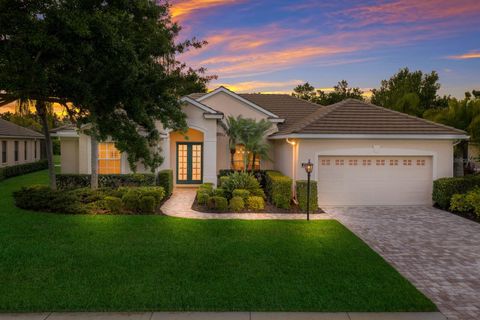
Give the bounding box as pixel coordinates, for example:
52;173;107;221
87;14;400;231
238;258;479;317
292;80;364;105
371;67;448;116
0;0;212;186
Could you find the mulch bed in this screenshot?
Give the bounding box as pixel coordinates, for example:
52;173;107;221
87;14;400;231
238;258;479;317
192;197;324;214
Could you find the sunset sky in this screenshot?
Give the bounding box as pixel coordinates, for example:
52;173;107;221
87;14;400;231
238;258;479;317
172;0;480;98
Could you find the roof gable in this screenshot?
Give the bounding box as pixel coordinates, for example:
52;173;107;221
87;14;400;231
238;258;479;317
197;86;280;118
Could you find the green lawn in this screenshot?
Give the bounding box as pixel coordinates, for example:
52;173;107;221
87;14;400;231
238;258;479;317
0;171;436;312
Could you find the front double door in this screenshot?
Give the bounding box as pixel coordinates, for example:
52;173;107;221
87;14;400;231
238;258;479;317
176;142;203;184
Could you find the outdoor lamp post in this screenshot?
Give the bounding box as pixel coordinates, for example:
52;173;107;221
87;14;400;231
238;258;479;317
302;159;314;221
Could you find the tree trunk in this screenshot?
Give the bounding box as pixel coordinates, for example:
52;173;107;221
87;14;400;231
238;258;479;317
36;101;56;190
251;153;257;171
90;133;99;189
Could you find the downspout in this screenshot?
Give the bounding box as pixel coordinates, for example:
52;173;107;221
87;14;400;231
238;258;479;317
286;138;298;203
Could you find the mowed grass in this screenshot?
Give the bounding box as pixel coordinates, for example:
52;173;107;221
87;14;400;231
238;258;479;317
0;171;436;312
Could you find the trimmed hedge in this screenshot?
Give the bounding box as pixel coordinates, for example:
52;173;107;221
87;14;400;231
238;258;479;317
229;196;245;212
433;175;480;209
56;173;155;189
450;188;480;218
13;185;165;215
157;170;173;196
247;196;265;211
266;171;292;209
0;160;48;181
296;180;318;212
207;196;228;211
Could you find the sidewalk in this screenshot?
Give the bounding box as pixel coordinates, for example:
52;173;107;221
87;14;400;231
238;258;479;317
161;188;333;220
0;312;447;320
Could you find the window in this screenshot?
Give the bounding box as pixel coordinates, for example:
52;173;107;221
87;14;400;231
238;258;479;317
24;141;27;160
232;145;260;171
376;159;385;166
34;141;37;159
1;141;6;163
348;159;358;166
14;141;19;162
335;159;344;166
403;159;412;166
390;159;399;166
98;142;121;174
362;159;371;166
417;159;426;166
321;159;330;166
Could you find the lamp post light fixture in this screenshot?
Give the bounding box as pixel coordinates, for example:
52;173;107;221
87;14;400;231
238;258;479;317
302;159;314;221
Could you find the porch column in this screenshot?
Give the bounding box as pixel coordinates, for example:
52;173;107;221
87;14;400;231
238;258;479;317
203;132;217;186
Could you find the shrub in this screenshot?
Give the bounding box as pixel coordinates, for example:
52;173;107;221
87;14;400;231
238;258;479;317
222;172;263;199
433;175;480;209
219;176;230;187
247;196;265;211
232;189;250;201
104;196;123;214
121;187;165;214
450;194;472;213
139;196;156;214
0;160;48;181
450;188;480;218
296;180;318;212
13;185;164;215
218;169;267;188
157;170;173;196
229;196;245;212
212;188;226;197
197;190;210;206
56;173;156;189
207;196;228;211
199;182;214;193
266;171;292;209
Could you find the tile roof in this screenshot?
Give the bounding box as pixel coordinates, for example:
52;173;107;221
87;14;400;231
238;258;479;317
238;94;320;127
186;92;465;137
0;118;44;138
275;99;466;136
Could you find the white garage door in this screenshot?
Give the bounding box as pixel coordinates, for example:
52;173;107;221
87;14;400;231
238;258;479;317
317;156;433;206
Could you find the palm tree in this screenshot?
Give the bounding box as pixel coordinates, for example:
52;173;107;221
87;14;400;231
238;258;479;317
224;116;272;171
424;94;480;160
224;116;244;169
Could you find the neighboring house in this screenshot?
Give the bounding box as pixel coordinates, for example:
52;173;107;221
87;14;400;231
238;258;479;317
53;86;468;206
0;118;45;167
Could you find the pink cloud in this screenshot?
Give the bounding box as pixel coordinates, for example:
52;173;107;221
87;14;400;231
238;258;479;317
170;0;243;20
448;50;480;59
341;0;480;27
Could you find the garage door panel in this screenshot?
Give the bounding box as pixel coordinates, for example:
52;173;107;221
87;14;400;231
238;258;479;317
317;156;433;206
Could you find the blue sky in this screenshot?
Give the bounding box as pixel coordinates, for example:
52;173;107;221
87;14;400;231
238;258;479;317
172;0;480;98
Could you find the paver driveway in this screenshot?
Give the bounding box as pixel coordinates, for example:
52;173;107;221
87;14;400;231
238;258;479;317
326;206;480;320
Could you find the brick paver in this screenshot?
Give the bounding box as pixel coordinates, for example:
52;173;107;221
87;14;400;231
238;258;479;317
326;206;480;320
161;188;332;220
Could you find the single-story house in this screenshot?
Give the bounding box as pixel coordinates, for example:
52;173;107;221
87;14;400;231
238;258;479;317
53;86;468;206
0;118;45;167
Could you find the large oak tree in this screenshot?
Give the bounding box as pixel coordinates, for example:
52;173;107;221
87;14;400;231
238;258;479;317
0;0;211;188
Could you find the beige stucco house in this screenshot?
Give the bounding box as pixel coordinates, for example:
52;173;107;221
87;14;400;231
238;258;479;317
0;118;44;167
53;87;468;206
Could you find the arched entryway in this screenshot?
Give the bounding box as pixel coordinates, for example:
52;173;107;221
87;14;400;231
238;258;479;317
170;128;204;185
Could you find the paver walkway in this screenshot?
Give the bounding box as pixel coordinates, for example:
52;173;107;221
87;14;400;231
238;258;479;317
0;312;446;320
161;188;332;220
326;206;480;320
